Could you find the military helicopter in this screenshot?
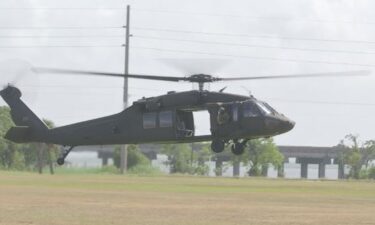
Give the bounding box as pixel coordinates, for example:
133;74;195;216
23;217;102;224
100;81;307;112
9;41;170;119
0;68;369;165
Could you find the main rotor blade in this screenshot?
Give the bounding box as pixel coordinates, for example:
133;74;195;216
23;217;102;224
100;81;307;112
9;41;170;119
33;67;187;82
218;70;371;81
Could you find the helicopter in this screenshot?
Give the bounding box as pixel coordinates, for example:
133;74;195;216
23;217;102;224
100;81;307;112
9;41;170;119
0;68;369;165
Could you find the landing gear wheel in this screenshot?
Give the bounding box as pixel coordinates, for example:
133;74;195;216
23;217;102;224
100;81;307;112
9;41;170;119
211;140;225;153
231;142;245;155
56;146;75;166
57;158;65;165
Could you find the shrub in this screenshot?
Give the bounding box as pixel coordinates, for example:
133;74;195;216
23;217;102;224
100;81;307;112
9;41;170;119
368;167;375;179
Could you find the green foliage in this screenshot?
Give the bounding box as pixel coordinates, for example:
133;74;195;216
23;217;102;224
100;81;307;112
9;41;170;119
194;164;210;176
368;167;375;179
128;164;162;176
99;165;120;174
230;138;283;177
161;143;213;175
194;143;212;176
340;134;375;179
53;166;119;174
0;106;59;172
113;145;150;170
162;143;194;174
343;135;362;179
363;140;375;168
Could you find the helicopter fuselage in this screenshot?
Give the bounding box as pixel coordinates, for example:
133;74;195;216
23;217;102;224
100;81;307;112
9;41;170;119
0;85;295;164
39;90;295;146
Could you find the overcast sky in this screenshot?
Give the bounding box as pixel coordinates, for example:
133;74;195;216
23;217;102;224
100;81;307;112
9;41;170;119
0;0;374;147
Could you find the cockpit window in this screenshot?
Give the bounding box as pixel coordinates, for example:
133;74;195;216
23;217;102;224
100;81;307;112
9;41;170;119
256;102;271;114
263;102;278;114
243;101;259;117
256;102;273;115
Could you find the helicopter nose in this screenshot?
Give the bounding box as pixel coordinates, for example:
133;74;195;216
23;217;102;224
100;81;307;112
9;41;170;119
264;116;295;134
282;119;295;132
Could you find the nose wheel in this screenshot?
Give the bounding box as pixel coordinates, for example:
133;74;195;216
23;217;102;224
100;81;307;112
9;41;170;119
231;140;248;155
57;146;74;165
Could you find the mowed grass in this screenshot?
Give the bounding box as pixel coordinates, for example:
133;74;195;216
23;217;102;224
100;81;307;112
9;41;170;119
0;171;375;225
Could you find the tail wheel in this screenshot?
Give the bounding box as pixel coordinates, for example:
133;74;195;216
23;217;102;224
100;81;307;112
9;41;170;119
211;140;225;153
56;158;65;165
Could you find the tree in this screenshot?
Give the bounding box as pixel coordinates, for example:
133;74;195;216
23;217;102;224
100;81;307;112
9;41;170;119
230;138;284;177
340;134;375;179
161;143;214;175
0;106;58;173
248;139;284;176
0;106;22;169
193;143;212;175
113;145;150;169
362;140;375;169
368;167;375;179
341;134;362;179
161;143;194;174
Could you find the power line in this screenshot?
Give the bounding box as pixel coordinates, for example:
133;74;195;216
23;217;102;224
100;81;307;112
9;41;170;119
1;25;375;45
0;35;124;38
1;7;375;26
0;45;123;48
266;98;375;107
133;8;375;26
133;27;375;45
0;7;123;10
132;46;375;68
3;33;374;55
0;26;124;30
2;43;375;67
134;35;375;55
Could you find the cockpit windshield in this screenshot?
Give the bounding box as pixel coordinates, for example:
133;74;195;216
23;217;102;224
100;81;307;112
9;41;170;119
243;101;259;117
242;100;279;117
263;102;278;114
256;101;278;115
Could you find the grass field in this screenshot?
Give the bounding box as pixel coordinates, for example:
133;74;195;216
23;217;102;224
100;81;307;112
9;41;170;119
0;171;375;225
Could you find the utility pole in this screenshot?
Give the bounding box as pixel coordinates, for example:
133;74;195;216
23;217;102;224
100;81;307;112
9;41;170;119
120;5;131;174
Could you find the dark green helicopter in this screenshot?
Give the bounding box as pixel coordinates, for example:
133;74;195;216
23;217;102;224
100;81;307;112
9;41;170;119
0;68;369;165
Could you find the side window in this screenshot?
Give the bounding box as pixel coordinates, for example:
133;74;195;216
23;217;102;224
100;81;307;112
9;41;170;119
232;104;238;122
159;111;173;128
143;112;156;129
243;102;258;117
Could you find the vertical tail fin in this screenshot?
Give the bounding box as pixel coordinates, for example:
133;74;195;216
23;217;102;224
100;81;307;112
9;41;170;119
0;86;48;142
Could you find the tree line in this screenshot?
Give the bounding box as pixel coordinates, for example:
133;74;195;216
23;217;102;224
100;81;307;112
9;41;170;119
0;105;374;178
0;106;59;173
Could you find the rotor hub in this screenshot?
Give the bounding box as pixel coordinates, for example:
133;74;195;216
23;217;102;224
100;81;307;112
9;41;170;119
187;74;220;91
188;74;217;83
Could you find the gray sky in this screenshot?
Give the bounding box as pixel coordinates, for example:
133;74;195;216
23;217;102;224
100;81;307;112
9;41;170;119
0;0;374;147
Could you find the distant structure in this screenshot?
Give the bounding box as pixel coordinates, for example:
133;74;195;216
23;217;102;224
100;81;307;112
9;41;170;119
278;146;344;179
76;144;345;179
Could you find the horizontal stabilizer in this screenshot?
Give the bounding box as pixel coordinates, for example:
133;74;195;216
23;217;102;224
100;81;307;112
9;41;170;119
5;126;33;143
